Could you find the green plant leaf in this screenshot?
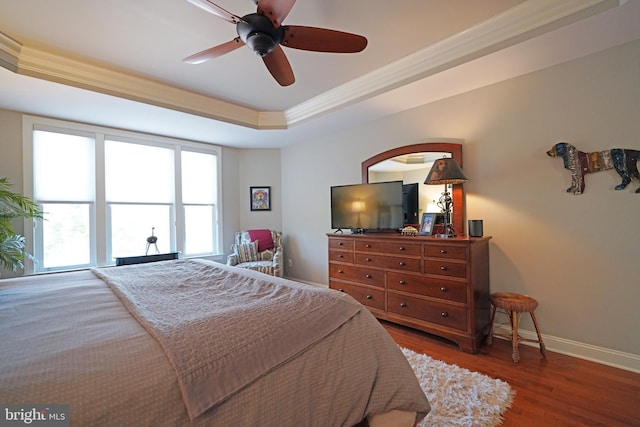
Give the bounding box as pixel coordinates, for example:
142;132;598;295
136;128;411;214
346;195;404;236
0;177;43;272
0;234;26;271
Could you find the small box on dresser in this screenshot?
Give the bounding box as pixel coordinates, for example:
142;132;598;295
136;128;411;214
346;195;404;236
328;233;491;353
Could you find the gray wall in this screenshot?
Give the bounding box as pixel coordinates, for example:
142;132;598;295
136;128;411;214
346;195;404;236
281;40;640;357
237;149;282;232
0;109;28;278
224;148;282;259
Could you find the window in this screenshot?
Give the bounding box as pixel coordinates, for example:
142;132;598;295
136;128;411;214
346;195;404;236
105;139;176;258
23;116;222;273
181;151;217;255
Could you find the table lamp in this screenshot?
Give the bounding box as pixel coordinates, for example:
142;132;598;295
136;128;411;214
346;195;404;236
424;158;468;237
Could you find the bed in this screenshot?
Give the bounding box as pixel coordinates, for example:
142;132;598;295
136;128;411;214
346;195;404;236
0;259;429;426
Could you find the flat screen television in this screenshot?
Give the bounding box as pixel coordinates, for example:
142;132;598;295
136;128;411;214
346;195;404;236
403;183;419;225
330;181;404;232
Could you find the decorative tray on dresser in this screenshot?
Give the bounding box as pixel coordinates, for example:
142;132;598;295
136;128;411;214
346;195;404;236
328;233;491;353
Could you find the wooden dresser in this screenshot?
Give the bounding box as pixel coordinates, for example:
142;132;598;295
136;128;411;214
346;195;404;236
328;233;491;353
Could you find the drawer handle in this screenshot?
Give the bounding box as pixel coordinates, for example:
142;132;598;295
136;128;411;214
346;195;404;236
366;294;372;300
441;312;449;318
365;244;371;248
337;269;344;274
440;249;447;254
399;261;405;266
338;288;344;292
399;246;405;251
440;286;448;292
365;274;372;279
337;254;344;258
400;302;407;308
440;266;448;271
365;258;372;262
338;242;344;246
399;280;406;285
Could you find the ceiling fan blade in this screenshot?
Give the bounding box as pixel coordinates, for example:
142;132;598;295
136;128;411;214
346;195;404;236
281;26;367;53
262;45;295;86
185;0;245;24
183;38;244;64
257;0;296;27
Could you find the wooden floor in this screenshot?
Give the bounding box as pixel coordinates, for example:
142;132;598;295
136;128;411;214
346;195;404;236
382;321;640;427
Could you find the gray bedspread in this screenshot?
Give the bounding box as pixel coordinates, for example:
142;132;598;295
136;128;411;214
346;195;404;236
0;261;430;427
91;259;361;419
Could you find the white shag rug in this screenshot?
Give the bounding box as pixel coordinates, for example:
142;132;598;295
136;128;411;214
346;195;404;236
402;347;515;427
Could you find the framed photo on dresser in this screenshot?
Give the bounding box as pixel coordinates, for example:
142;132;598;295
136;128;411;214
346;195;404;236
419;213;436;236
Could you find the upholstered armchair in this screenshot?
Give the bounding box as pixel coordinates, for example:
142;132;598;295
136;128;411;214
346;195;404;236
226;229;283;277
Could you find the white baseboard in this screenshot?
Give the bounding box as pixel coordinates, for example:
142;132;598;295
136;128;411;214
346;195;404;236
493;324;640;374
284;276;326;288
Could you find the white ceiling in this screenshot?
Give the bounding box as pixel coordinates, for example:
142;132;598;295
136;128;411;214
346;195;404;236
1;0;639;148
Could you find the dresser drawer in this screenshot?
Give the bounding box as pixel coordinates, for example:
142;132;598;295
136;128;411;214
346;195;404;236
424;260;467;278
327;233;491;354
330;281;385;311
387;272;467;303
329;263;385;287
355;253;420;272
329;250;354;263
355;240;421;256
424;244;467;260
329;238;354;251
387;293;467;330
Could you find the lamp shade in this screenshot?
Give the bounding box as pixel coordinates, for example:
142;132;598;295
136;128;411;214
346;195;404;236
424;158;469;185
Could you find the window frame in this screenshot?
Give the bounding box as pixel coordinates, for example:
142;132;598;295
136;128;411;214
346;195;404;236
22;115;223;274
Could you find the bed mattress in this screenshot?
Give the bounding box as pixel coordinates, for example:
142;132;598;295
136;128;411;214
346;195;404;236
0;260;429;426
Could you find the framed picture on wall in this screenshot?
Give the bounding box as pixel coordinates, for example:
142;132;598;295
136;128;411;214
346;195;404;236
419;213;436;236
250;186;271;211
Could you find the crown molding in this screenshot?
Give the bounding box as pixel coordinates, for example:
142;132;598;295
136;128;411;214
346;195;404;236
0;32;21;73
0;0;622;130
13;44;288;130
284;0;622;125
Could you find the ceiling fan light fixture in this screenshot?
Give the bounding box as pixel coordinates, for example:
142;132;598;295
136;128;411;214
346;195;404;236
236;13;283;57
186;1;368;86
246;32;276;57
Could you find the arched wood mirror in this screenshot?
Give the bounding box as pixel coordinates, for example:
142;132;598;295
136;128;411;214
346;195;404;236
362;142;464;234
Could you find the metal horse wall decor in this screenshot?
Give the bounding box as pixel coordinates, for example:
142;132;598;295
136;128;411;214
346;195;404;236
546;142;640;195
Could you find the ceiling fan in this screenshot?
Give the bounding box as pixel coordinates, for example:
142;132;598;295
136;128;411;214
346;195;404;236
183;0;368;86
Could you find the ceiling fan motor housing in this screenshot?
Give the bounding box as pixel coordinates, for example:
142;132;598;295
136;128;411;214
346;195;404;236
237;13;284;57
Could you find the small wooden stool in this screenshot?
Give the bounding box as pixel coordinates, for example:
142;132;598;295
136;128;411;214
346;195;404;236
488;292;546;362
